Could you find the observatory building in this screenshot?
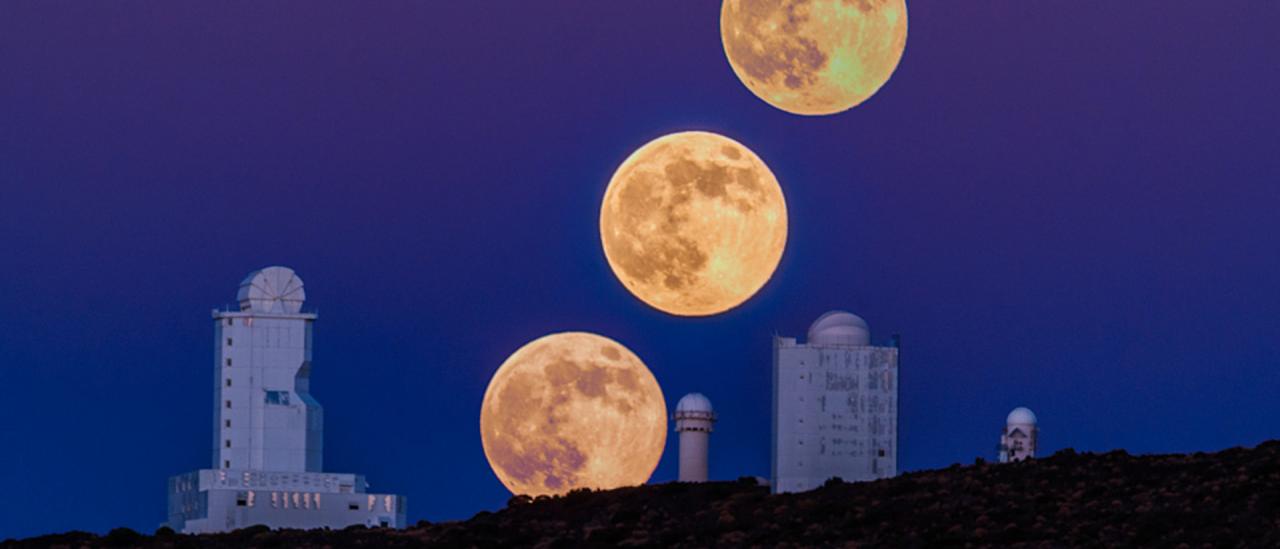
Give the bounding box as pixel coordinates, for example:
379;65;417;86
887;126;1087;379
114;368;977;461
673;393;716;482
166;266;406;533
772;311;899;494
998;407;1039;463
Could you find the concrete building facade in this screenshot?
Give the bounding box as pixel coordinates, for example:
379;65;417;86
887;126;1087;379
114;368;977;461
167;266;406;533
772;311;898;494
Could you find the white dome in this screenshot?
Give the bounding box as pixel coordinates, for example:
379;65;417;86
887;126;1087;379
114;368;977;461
807;310;870;346
675;393;713;415
237;266;306;314
1007;407;1037;425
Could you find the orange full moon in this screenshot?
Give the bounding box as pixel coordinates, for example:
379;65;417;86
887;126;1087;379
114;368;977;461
600;131;787;317
480;332;667;497
721;0;908;115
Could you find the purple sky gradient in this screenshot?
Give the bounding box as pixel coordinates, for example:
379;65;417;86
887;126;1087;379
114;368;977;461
1;1;1278;538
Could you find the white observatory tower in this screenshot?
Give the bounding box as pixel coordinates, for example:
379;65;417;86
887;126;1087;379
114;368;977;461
166;266;406;533
998;407;1039;463
772;311;899;493
673;393;716;482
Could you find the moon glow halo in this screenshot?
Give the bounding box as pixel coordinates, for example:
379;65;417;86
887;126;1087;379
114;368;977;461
600;131;788;317
480;332;667;497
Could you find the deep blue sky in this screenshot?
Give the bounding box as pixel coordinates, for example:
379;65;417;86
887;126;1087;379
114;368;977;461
2;1;1278;539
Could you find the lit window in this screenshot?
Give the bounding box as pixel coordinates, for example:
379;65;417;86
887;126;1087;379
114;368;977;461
247;491;256;508
272;492;279;509
314;493;321;509
384;495;392;512
304;492;312;509
264;391;291;405
367;495;375;510
293;492;301;509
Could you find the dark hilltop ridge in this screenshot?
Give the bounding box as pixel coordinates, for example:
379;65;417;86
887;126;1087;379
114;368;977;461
10;442;1280;548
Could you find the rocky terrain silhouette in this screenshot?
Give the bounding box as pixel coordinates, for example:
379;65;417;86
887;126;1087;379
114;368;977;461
9;441;1280;548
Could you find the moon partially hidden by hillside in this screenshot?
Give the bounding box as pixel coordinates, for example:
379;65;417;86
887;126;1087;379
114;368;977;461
721;0;908;115
480;332;667;497
600;132;787;317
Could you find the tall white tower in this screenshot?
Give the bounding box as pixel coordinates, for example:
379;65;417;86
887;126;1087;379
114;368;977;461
214;266;322;472
772;311;898;493
673;393;716;482
998;407;1039;463
167;266;406;533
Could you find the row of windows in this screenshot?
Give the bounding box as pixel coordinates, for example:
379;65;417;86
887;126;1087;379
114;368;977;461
231;492;394;513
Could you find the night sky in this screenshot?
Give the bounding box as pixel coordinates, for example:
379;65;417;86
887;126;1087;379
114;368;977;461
2;1;1279;539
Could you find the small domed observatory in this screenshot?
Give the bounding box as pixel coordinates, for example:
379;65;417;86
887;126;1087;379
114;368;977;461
998;407;1039;463
772;311;899;494
673;393;716;482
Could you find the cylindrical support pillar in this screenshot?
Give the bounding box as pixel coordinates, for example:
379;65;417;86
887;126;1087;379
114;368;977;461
678;429;710;482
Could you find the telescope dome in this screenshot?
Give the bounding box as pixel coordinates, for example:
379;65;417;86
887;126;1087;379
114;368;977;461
807;310;870;346
1007;407;1037;425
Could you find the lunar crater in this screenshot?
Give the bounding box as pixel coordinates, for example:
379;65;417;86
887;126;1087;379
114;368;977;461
723;0;907;115
601;132;787;316
481;333;666;497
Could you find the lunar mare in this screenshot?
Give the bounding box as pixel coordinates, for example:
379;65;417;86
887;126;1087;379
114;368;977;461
480;332;667;497
600;131;787;317
721;0;908;115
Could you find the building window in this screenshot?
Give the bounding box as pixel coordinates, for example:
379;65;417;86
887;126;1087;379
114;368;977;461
225;400;232;408
226;318;233;326
225;358;232;367
224;460;231;468
225;420;231;428
225;439;231;448
226;378;232;387
264;390;291;405
348;503;359;511
226;337;233;346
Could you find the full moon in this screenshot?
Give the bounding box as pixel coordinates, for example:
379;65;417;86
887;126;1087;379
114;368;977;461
480;332;667;497
721;0;908;116
600;131;787;317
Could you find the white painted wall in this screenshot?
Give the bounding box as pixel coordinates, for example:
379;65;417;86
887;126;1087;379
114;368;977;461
772;332;898;494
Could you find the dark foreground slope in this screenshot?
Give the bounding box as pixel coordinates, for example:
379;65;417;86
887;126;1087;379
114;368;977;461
10;442;1280;548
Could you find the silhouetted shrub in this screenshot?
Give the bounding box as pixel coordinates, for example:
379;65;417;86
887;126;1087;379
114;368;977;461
103;527;143;546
